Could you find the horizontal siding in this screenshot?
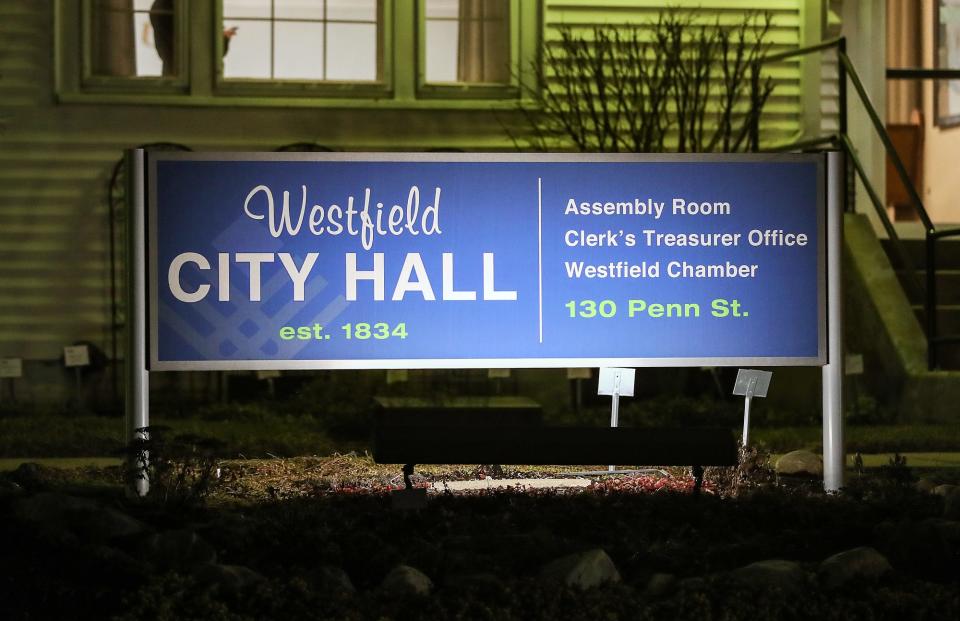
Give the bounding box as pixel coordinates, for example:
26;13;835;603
820;1;843;136
541;0;805;147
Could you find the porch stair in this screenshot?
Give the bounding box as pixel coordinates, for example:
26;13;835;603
881;235;960;369
846;213;960;421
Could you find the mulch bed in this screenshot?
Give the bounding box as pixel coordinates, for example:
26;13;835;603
0;455;958;620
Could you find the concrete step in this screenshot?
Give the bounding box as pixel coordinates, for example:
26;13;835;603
881;238;960;270
910;305;960;333
896;270;960;304
909;305;960;368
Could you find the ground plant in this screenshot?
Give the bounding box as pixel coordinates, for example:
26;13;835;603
124;426;224;507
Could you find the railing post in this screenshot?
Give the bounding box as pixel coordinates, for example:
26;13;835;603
926;232;938;370
838;38;848;138
837;37;854;214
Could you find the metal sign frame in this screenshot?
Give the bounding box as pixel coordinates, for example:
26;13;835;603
126;149;845;492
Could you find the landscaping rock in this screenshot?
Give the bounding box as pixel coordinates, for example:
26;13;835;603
915;478;936;493
9;462;50;489
925;518;960;546
12;491;147;543
775;451;823;477
72;506;148;543
818;547;891;590
380;565;433;596
12;491;98;522
89;544;148;578
643;573;676;598
0;479;23;498
139;529;217;570
540;548;621;590
942;487;960;520
309;565;355;594
933;484;956;498
678;576;706;591
194;563;265;593
730;559;806;592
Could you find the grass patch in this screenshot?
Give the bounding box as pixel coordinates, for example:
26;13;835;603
753;424;960;454
2;414;959;459
0;415;341;458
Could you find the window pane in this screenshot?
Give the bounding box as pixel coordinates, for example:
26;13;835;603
222;19;272;78
425;20;458;82
326;23;377;80
327;0;377;22
425;0;458;20
134;12;165;76
223;0;271;19
274;0;325;20
91;0;178;78
221;0;381;84
274;22;325;80
425;0;510;84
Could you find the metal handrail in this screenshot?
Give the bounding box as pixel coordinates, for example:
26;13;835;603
837;53;935;231
761;37;845;64
752;37;955;369
887;68;960;80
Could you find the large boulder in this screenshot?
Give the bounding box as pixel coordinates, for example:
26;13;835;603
729;559;806;593
380;565;433;597
540;549;621;590
775;451;823;477
818;547;891;590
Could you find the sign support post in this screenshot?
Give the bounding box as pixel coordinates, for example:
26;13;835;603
823;150;845;492
126;149;149;497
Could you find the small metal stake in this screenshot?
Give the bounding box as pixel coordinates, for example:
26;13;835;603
733;369;772;447
598;368;635;474
608;373;621;472
741;377;756;447
74;367;83;413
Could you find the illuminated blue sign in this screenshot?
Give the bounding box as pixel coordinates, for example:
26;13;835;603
147;153;825;370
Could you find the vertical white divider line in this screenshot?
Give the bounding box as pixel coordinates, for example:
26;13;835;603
538;177;543;343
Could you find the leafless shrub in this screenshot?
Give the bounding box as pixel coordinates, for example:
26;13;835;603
510;11;775;153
